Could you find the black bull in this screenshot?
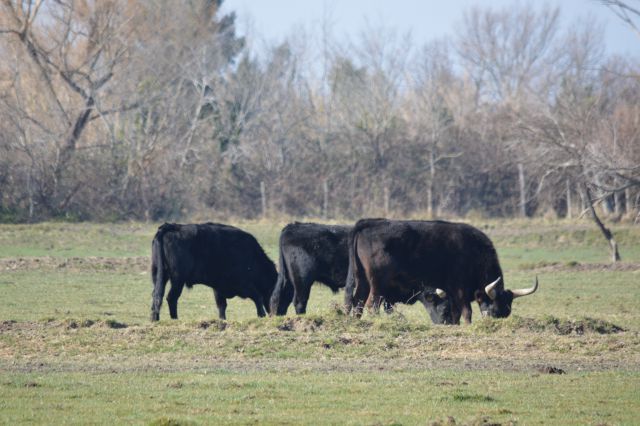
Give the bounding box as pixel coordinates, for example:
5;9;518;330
269;223;352;315
269;222;452;324
150;223;277;321
345;219;538;324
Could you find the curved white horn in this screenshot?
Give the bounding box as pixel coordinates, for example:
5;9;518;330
511;276;539;299
484;277;502;300
435;288;447;299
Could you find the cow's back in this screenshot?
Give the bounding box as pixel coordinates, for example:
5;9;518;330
354;219;502;293
281;222;351;286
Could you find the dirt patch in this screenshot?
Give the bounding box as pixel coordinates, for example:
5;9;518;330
429;415;515;426
0;320;17;332
276;317;325;332
1;349;636;375
198;320;227;331
519;261;640;272
62;319;128;330
0;256;149;272
475;316;625;335
533;317;625;335
536;366;566;374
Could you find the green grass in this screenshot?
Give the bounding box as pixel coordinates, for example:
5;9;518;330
1;370;637;425
0;222;156;258
0;220;639;425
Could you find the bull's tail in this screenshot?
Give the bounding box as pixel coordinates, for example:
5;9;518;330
150;223;172;321
343;227;358;313
345;219;389;315
343;222;365;314
269;232;294;315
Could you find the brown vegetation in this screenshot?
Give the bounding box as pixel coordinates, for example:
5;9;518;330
1;2;638;242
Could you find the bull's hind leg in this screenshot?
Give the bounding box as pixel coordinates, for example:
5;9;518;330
365;289;383;315
351;280;370;318
166;280;185;320
293;278;313;315
214;290;227;320
151;275;169;321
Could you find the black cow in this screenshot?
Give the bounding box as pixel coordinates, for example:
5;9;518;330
346;219;537;324
269;222;352;315
150;223;277;321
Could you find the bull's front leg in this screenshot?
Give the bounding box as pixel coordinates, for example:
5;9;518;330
246;287;266;318
461;302;473;324
254;297;267;317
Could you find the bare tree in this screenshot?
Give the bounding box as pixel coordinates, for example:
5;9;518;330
405;41;460;217
0;0;140;217
516;24;638;262
600;0;640;36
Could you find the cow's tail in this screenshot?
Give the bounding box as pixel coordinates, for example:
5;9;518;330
345;219;387;315
343;226;357;313
150;223;172;321
269;231;294;315
344;221;365;314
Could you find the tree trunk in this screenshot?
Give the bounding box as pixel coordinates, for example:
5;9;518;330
55;96;95;184
582;183;621;263
383;185;390;217
427;150;435;218
322;179;329;218
614;186;622;218
260;181;267;218
27;170;34;222
566;180;572;219
518;163;526;217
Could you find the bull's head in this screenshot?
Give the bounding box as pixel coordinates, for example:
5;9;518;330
479;276;538;318
423;288;456;325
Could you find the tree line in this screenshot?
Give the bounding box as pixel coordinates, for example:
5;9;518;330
1;0;638;234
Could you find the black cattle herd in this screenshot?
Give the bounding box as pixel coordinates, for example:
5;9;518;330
150;219;538;325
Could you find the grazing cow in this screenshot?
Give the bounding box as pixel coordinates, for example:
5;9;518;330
269;222;352;315
346;219;537;324
150;223;277;321
270;222;452;324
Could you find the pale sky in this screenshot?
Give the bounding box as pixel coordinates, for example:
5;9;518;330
221;0;640;58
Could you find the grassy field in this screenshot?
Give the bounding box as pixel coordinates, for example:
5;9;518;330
0;219;639;425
